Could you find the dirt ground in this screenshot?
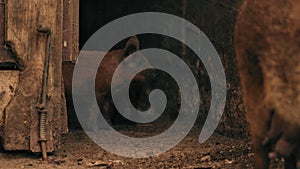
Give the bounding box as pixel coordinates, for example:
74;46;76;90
0;127;284;169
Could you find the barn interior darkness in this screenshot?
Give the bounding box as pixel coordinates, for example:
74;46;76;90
79;0;168;50
73;0;183;130
74;0;246;139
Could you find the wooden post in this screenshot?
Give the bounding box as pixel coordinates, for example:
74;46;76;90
3;0;67;152
0;0;5;45
63;0;79;62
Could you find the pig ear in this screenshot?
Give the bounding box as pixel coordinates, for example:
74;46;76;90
124;36;140;56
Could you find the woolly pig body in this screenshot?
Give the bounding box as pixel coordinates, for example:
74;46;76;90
63;36;147;130
235;0;300;168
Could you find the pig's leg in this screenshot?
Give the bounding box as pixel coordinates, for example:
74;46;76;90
263;111;300;169
252;138;270;169
248;108;273;169
272;139;297;169
262;111;297;169
251;121;270;169
251;126;271;169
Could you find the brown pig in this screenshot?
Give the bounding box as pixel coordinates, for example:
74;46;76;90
235;0;300;168
63;36;150;130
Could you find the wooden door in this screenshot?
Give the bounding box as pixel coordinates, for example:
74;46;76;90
0;0;70;153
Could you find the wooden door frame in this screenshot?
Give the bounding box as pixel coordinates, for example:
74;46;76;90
63;0;79;63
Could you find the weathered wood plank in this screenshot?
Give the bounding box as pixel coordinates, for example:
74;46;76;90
4;0;66;152
0;71;19;139
63;0;79;62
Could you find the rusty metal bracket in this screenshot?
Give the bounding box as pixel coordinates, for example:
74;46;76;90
36;26;51;161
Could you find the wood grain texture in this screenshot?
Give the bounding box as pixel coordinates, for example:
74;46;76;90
3;0;66;152
63;0;79;62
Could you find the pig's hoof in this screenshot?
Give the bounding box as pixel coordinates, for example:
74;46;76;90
268;152;281;159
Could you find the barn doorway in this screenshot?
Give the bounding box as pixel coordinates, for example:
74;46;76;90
64;0;179;130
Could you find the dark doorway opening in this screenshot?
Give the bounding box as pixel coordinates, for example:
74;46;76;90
65;0;180;130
